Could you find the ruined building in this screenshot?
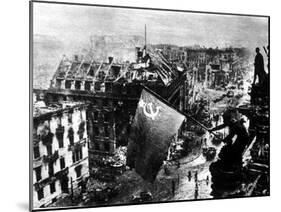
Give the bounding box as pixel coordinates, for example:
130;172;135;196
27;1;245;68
44;46;186;179
32;100;89;208
186;48;244;89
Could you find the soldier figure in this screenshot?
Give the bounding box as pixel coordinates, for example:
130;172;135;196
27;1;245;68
209;108;250;169
253;47;266;85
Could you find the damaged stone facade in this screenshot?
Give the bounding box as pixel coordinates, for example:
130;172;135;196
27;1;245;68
32;101;89;208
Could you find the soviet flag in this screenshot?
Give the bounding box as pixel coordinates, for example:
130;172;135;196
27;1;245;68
126;88;185;182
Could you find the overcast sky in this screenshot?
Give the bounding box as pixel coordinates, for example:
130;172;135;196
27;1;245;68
33;2;268;49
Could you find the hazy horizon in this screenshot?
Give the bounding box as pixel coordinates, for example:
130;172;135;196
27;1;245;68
33;2;269;50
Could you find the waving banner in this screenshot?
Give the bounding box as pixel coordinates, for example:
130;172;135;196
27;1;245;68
127;88;185;182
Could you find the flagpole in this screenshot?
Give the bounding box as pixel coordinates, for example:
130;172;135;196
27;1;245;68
183;113;223;141
142;85;224;142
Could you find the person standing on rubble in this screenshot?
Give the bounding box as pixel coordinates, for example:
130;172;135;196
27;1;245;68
209;108;250;169
253;47;266;85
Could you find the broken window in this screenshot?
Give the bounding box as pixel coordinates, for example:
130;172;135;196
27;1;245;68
78;121;85;140
94;111;99;120
93;126;99;136
108;100;113;107
94;142;99;151
37;188;44;201
105;82;113;92
56;79;62;89
92;98;97;105
75;165;82;178
98;71;105;81
34;166;42;182
78;146;83;159
111;66;121;78
48;162;54;177
68;127;74;145
55;125;65;148
60;158;65;170
75;81;81;90
103;99;109;107
94;82;101;91
85;81;91;91
34;145;40;159
104;112;111;122
65;80;72;89
67;112;73;124
97;99;103;107
88;68;94;77
104;125;110;137
121;85;127;94
104;142;110;152
99;113;104;122
72;146;83;163
60;177;69;193
72;151;76;163
46;144;52;156
50;182;56;194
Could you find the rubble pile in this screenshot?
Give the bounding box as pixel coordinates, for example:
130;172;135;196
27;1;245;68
85;178;121;204
182;132;202;157
107;147;127;174
83;147;127;204
92;147;127;181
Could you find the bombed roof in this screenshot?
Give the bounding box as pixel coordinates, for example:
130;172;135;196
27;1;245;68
50;47;183;89
33;99;86;119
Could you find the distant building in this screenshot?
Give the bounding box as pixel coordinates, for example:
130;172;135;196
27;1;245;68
32;100;89;208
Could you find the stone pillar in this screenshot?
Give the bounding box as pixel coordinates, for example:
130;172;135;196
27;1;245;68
91;82;95;93
61;80;65;89
70;81;75;90
50;79;55;88
81;81;85;91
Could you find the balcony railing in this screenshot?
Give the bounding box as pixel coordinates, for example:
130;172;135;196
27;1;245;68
34;167;69;191
55;167;69;179
42;150;59;164
34;176;56;191
68;139;86;151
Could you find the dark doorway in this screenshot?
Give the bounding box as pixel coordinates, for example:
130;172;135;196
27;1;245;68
60;177;69;193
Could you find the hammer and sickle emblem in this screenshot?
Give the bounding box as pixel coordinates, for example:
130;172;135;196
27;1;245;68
139;99;161;120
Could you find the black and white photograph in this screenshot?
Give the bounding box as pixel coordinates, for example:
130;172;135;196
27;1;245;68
30;1;269;211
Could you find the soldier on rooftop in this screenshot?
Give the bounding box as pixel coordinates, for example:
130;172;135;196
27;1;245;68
253;47;266;85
